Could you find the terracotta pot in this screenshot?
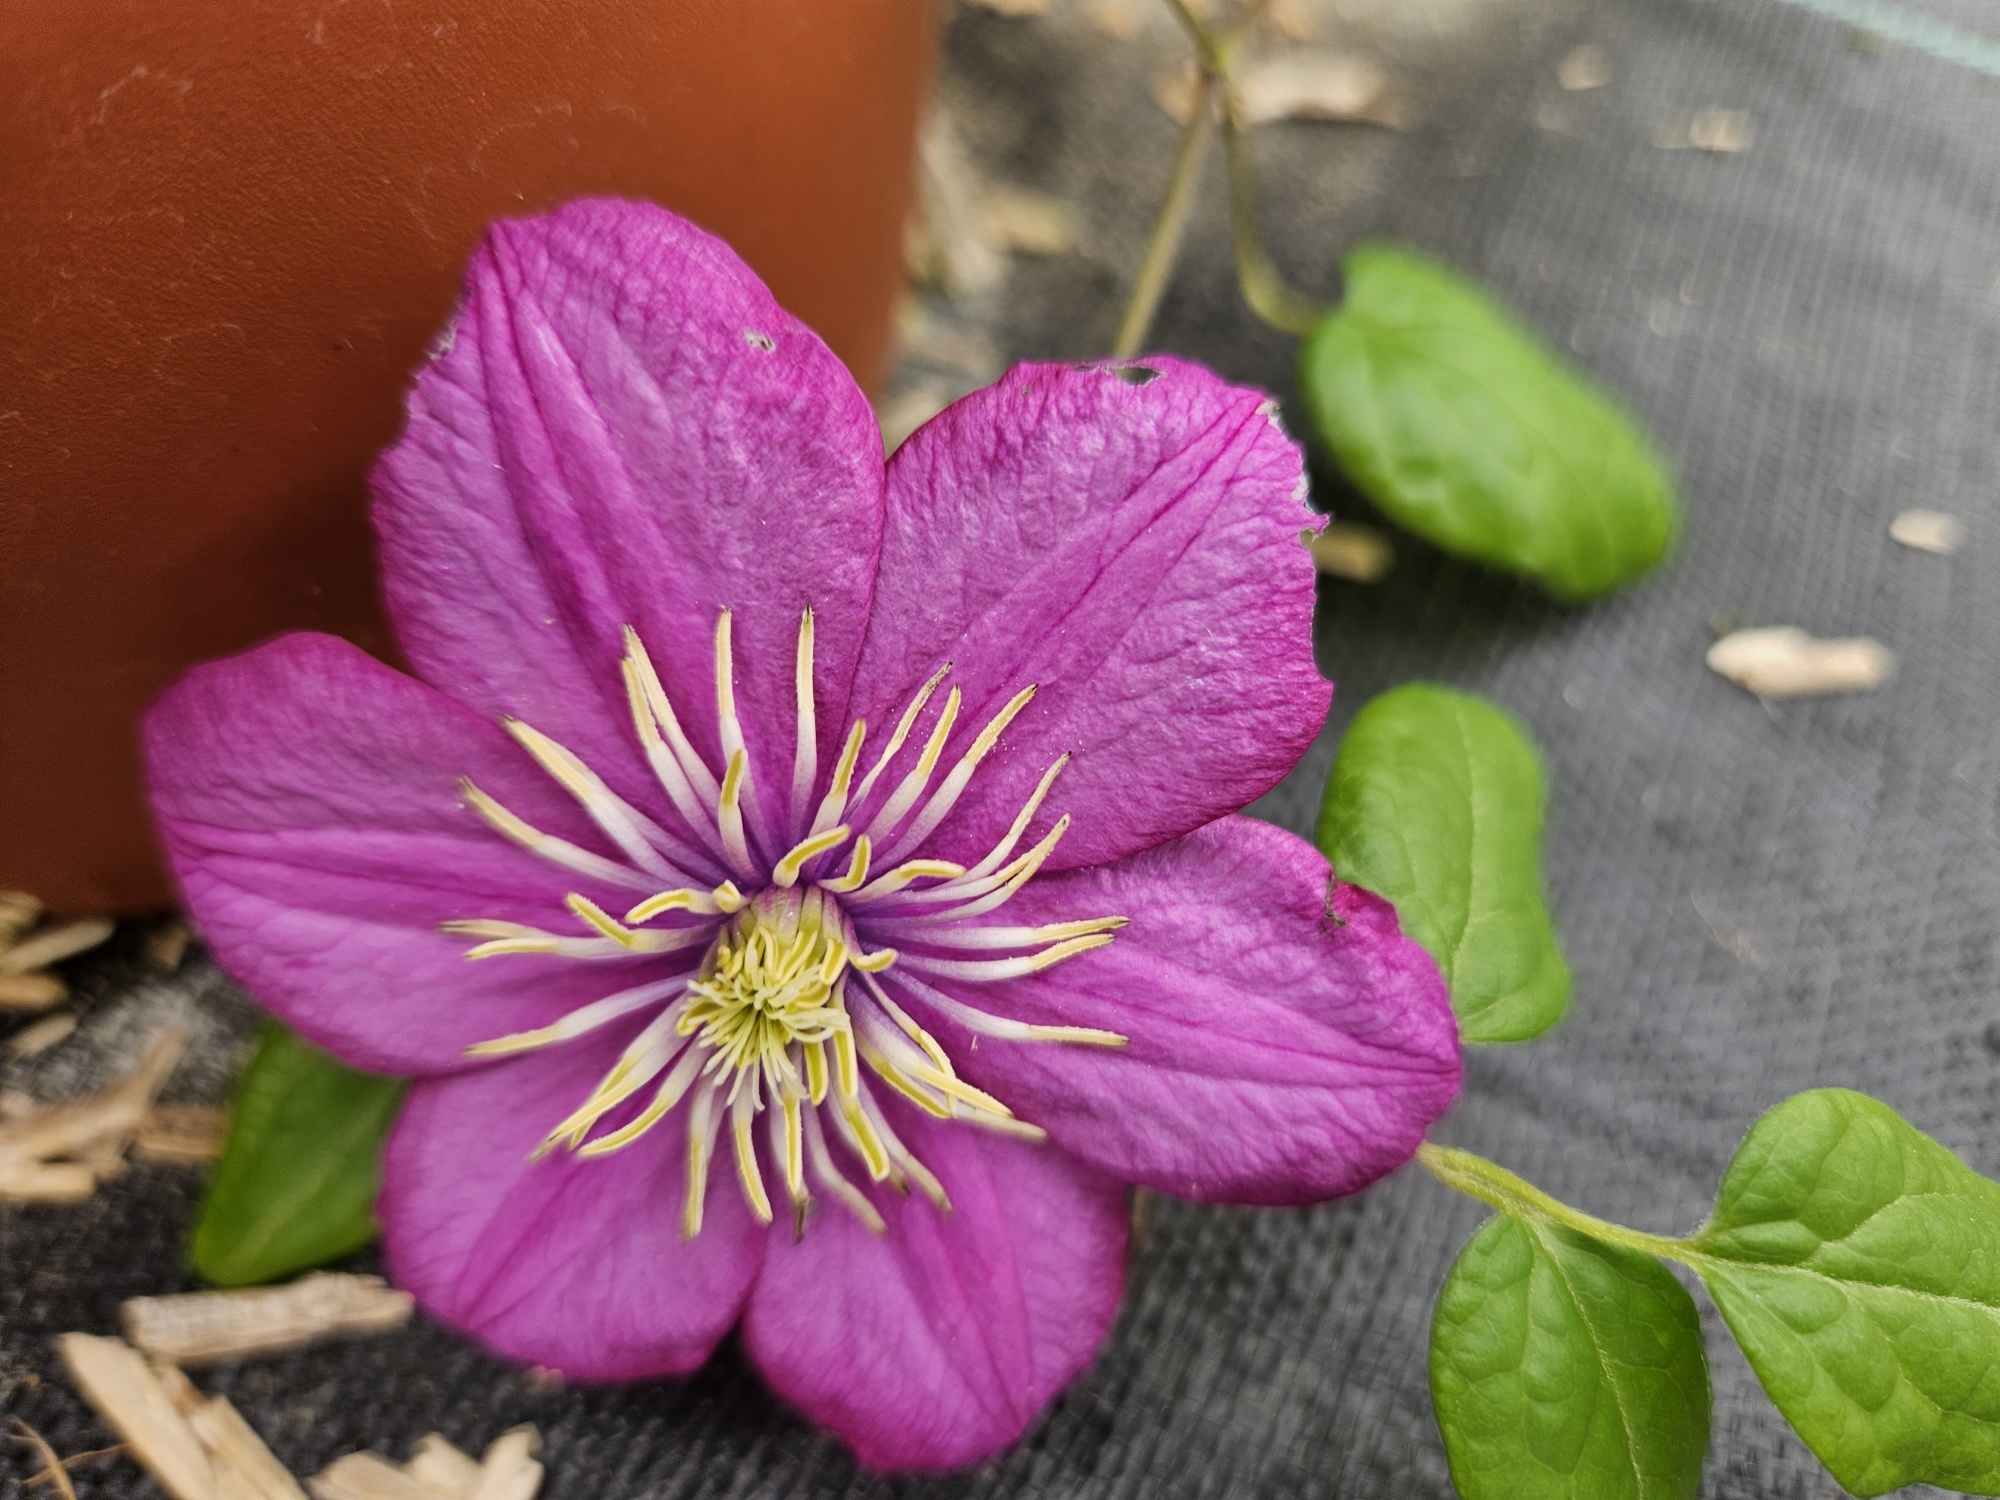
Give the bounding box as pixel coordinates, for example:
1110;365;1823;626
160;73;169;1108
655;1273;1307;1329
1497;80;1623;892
1;0;935;914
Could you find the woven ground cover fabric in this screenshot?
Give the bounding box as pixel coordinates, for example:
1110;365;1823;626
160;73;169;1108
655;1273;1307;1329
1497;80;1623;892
7;0;2000;1495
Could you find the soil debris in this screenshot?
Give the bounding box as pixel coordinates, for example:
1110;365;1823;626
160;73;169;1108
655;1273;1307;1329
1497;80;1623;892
1089;0;1144;38
1303;523;1394;582
1707;626;1893;699
123;1273;415;1365
1236;51;1405;128
1661;108;1753;152
1689;893;1771;969
1889;508;1964;554
977;186;1077;257
1557;43;1611;91
1155;52;1405;129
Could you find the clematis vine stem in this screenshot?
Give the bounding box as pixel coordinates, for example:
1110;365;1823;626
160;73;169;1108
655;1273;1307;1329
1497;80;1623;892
1416;1142;1692;1263
1127;0;1327;346
1111;84;1217;358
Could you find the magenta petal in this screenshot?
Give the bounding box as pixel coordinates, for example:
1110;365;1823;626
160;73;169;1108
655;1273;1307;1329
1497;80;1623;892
848;359;1327;872
887;816;1461;1204
374;198;885;822
144;632;685;1076
382;1025;763;1380
743;1102;1127;1472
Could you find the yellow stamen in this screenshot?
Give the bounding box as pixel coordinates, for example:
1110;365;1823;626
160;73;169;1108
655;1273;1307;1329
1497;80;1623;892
850;663;951;811
807;720;868;839
819;836;872;894
772;825;851;889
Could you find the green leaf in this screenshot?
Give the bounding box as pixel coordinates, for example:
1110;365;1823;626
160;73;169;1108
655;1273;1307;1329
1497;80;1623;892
192;1023;407;1286
1297;244;1680;602
1432;1213;1711;1500
1686;1090;2000;1497
1316;684;1569;1043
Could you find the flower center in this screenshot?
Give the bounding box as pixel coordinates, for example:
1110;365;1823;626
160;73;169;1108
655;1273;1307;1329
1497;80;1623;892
684;889;849;1091
443;609;1125;1239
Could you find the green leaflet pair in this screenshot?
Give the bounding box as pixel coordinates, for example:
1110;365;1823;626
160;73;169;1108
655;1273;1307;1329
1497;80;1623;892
1324;685;2000;1499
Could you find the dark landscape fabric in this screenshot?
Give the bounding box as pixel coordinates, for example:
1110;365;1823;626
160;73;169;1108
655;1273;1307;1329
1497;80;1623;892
7;0;2000;1494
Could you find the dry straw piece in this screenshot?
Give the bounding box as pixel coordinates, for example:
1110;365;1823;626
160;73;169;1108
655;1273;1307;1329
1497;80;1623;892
1706;626;1894;699
122;1273;415;1365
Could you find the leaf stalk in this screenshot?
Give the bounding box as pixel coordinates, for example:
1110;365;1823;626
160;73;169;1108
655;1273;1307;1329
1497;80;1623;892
1416;1141;1693;1264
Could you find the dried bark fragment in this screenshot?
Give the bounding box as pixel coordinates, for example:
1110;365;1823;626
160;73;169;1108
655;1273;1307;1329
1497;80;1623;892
56;1334;218;1500
122;1273;415;1365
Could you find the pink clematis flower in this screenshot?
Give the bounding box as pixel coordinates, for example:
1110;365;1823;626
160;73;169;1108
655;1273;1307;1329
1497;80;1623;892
144;199;1460;1471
